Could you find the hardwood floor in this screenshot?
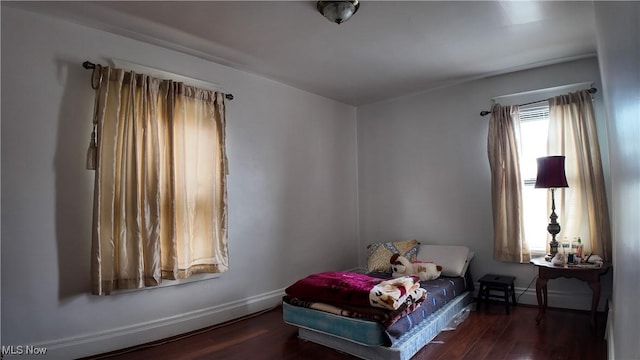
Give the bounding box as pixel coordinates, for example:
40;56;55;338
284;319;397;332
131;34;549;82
85;301;608;360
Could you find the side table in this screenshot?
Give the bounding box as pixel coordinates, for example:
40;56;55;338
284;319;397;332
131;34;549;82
530;257;611;328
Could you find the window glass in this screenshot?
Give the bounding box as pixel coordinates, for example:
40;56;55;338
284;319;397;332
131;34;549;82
519;103;549;252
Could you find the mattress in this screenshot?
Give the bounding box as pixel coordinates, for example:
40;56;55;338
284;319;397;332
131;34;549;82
283;275;471;360
284;275;466;344
283;301;388;346
286;291;473;360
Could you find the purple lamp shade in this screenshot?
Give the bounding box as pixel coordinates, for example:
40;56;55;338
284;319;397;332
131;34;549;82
535;156;569;189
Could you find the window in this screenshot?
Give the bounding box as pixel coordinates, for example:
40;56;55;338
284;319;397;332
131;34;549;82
89;64;229;295
489;84;611;262
519;102;550;253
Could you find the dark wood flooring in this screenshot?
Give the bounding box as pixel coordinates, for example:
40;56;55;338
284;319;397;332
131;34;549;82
85;301;607;360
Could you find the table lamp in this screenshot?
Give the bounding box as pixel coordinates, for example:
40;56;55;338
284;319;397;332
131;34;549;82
534;156;569;258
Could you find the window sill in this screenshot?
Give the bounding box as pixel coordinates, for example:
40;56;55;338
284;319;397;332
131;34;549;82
108;273;221;295
530;249;548;258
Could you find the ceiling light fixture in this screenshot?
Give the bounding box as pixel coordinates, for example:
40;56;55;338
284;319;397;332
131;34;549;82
317;1;360;25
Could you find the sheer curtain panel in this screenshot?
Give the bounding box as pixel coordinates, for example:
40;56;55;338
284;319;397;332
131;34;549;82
487;104;530;263
88;66;229;295
548;90;612;262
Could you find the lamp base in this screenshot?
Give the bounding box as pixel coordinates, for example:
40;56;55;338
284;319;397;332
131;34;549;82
545;188;561;261
545;241;559;262
549;239;559;257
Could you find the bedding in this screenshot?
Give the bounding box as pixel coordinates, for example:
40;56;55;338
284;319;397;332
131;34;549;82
285;271;425;311
416;245;470;277
291;292;473;360
366;239;420;273
283;244;474;360
283;294;425;330
285;275;466;342
386;276;465;339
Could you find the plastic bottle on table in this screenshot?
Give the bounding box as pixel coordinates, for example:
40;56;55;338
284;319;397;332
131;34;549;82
568;238;575;264
576;237;584;260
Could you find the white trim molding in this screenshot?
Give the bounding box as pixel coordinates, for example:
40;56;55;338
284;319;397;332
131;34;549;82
491;81;595;107
111;58;228;93
475;283;610;312
606;298;614;359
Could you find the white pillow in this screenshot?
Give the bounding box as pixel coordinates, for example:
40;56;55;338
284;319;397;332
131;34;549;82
416;245;471;277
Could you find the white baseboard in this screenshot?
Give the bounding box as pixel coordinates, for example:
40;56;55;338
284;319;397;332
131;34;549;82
474;283;609;312
606;299;614;359
32;288;285;359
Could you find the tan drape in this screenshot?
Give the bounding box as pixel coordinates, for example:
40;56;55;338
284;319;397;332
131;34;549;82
488;104;530;263
548;90;612;262
90;67;229;295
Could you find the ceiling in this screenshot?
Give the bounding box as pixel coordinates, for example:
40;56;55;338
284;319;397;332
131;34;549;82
8;1;597;106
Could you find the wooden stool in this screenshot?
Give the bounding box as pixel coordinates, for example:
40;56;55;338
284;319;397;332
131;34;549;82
478;274;516;314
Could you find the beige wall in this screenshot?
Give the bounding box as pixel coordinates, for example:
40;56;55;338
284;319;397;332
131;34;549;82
594;2;640;359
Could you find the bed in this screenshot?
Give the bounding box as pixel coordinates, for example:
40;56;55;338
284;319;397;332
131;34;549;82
283;242;474;360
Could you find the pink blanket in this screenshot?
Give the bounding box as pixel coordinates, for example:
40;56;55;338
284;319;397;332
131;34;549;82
285;271;424;310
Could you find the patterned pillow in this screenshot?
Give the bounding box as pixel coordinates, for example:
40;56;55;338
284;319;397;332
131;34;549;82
366;239;420;273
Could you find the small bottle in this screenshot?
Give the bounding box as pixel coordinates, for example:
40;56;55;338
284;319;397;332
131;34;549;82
576;237;584;259
567;238;575;264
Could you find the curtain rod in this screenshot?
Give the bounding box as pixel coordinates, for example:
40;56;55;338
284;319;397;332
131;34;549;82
479;87;597;116
82;61;234;100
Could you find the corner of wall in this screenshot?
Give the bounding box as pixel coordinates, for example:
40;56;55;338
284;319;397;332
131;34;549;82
354;107;363;268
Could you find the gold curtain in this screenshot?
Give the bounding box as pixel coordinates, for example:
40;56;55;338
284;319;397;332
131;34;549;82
487;104;530;263
548;90;612;262
89;67;229;295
